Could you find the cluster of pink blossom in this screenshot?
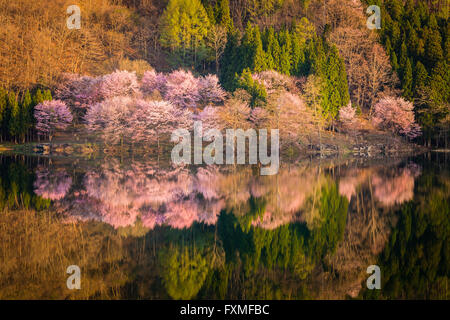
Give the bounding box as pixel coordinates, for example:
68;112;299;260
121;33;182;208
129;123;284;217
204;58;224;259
130;99;193;145
371;97;421;139
339;102;356;124
140;70;167;95
273;91;315;142
84;96;135;145
84;96;193;145
97;70;140;99
196;105;224;131
249;107;270;127
252;70;294;93
198;74;226;105
34;167;72;200
34;100;73;140
141;69;225;109
55;73;100;110
55;70;139;113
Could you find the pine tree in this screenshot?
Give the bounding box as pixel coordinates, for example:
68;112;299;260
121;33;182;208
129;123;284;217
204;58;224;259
293;17;315;42
404;0;415;20
428;62;449;109
388;0;403;21
412;10;421;29
390;21;401;49
385;38;392;56
21;90;32;143
0;88;7;142
266;28;281;71
307;36;325;76
8;91;20;143
391;51;399;71
322;45;350;122
424;26;443;67
253;27;267;73
43;89;52;101
402;58;413;100
406;22;419;59
270;36;282;72
265;51;275;70
219;30;242;90
241;23;257;70
413;61;428;96
160;0;210;68
214;0;233;31
279;29;292;75
399;41;408;75
279;45;291;75
236;68;267;107
33;89;44;105
290;32;305;75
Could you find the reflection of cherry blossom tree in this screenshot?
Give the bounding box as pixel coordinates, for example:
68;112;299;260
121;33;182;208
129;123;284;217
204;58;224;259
338;163;422;206
338;168;368;201
164;202;199;229
34;167;72;200
47;159;363;232
372;165;421;206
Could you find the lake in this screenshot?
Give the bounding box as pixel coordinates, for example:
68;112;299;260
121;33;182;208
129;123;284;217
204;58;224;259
0;152;448;299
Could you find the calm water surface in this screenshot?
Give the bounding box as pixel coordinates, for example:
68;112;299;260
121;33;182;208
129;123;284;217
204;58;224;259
0;153;448;299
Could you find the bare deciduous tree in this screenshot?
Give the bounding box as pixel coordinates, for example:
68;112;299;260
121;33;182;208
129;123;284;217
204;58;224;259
206;25;228;74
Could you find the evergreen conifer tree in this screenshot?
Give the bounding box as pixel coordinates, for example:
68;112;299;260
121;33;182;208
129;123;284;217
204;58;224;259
214;0;233;31
402;58;413;99
21;90;32;143
0;88;7;142
8;91;20;143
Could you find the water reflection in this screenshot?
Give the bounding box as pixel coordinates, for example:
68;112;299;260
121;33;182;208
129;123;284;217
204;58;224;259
338;162;421;206
44;160;344;231
0;153;448;299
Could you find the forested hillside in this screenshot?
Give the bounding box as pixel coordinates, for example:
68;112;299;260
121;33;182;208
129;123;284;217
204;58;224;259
0;0;448;147
364;0;449;146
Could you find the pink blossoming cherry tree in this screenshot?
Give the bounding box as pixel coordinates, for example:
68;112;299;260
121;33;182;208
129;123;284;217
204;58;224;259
371;97;421;139
34;100;73;141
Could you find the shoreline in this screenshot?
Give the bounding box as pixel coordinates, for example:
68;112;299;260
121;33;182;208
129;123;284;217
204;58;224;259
0;138;429;164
